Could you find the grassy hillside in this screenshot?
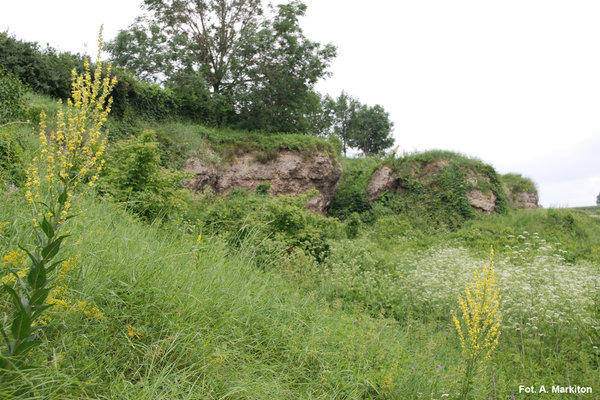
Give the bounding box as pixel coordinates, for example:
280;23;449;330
114;121;338;170
1;92;599;399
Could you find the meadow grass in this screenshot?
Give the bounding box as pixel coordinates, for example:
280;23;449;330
3;171;599;398
1;193;429;399
2;91;599;398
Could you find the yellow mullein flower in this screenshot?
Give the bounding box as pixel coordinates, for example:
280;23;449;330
452;247;502;400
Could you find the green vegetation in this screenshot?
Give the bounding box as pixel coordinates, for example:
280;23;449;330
501;173;537;195
1;22;599;400
98;130;189;222
330;150;508;230
323;92;394;156
149;122;336;169
2;84;599;397
0;68;27;124
384;150;507;228
328;157;381;220
0;33;84;100
501;173;538;208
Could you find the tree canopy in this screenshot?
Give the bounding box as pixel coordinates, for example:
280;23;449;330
324;92;395;156
348;104;394;156
107;0;336;133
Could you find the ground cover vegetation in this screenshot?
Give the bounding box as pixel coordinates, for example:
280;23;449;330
1;11;600;399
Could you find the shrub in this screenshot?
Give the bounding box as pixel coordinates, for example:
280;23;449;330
110;70;180;122
0;67;27;124
328;157;380;220
190;190;335;266
255;182;271;195
0;32;84;100
345;212;361;239
99;130;189;221
0;128;25;184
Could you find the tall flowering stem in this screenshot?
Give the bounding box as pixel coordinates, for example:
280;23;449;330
0;28;116;381
452;248;502;400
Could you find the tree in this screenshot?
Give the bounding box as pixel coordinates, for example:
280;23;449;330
105;22;176;85
596;192;600;206
348;104;394;156
323;91;359;155
107;0;336;132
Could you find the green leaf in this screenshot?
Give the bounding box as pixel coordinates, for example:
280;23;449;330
11;312;31;341
2;285;25;313
31;304;53;320
29;288;50;306
58;190;68;205
18;245;41;268
40;217;54;240
13;339;40;357
46;259;64;274
41;235;68;260
27;266;47;291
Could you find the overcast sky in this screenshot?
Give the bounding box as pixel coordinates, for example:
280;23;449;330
2;0;599;207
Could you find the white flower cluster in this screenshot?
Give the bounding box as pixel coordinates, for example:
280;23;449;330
324;232;597;331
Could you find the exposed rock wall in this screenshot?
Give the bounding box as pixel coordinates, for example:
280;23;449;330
514;192;539;209
184;150;342;214
366;160;501;214
466;190;497;213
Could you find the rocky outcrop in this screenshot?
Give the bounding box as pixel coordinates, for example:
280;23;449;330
466;190;497;213
367;159;501;213
514;192;538;209
367;166;398;202
501;173;539;209
184;150;342;214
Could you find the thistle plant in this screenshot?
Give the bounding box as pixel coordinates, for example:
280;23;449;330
0;29;115;382
452;248;502;400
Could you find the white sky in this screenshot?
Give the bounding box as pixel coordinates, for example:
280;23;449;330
2;0;599;207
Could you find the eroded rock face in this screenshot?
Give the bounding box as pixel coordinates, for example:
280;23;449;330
466;190;497;214
367;161;500;213
184;150;342;214
366;166;397;202
515;192;538;209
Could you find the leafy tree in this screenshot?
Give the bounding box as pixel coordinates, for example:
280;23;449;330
596;192;600;206
107;0;336;133
105;22;175;85
232;2;336;133
323;91;359;155
348;104;394;155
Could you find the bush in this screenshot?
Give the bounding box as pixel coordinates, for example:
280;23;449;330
0;33;84;100
98;130;189;221
345;212;361;239
189;189;336;266
0;67;27;124
0;128;25;184
110;70;180;123
328;157;380;220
